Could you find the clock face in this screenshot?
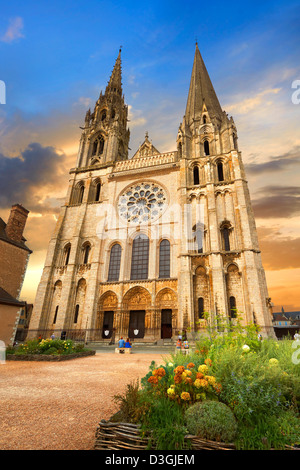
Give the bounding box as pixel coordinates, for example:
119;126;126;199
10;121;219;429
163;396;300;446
118;182;167;225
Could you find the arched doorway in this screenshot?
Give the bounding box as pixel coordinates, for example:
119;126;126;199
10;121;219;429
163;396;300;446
122;286;152;339
155;288;178;339
98;291;118;339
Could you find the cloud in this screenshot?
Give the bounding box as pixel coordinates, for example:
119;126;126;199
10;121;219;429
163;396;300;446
225;88;281;115
258;226;300;270
245;146;300;175
252;185;300;219
1;17;24;43
0;142;69;214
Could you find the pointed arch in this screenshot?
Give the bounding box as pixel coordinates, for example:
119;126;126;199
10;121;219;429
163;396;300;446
107;243;122;282
130;234;149;280
159;239;170;278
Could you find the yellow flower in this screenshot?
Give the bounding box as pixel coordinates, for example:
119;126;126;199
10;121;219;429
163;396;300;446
180;392;191;401
269;358;279;366
198;364;208;374
205;375;216;385
167;387;175;396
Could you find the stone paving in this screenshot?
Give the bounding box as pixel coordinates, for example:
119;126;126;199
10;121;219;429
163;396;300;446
0;350;168;450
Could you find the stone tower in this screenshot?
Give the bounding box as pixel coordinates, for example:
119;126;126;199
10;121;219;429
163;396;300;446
28;46;274;342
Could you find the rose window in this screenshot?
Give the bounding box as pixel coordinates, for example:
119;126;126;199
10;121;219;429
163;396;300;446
118;182;167;224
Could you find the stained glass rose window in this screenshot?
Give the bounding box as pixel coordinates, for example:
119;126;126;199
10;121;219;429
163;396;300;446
118;182;167;224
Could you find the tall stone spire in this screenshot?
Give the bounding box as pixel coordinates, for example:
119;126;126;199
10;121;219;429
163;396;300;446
185;43;223;124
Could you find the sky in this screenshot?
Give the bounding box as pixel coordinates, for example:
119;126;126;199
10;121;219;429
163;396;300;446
0;0;300;312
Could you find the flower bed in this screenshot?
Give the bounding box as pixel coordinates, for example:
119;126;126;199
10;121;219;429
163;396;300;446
6;338;95;361
95;324;300;450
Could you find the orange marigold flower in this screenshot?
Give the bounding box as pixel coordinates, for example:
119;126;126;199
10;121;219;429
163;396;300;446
184;377;193;384
155;367;166;377
187;362;195;369
213;383;222;394
180;392;191;401
196;372;204;379
174;374;182;384
174;366;185;375
148;376;158;384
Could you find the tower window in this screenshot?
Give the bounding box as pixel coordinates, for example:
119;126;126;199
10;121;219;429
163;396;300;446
203;115;207;124
83;243;91;264
101;110;106;121
217;162;224;181
229;296;237;319
107;243;122;282
64;244;71;265
198;297;204;319
223;227;230;251
93;135;105;156
130;234;149;280
193;166;200;185
78;185;84;204
95;182;101;201
53;306;59;324
204;140;210;156
159;239;170;278
74;304;79;324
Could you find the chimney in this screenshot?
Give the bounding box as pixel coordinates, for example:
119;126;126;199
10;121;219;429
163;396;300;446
5;204;29;243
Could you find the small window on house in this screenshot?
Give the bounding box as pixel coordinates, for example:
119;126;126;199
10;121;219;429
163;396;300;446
204;140;210;155
217;162;224;181
193;166;200;185
74;304;79;324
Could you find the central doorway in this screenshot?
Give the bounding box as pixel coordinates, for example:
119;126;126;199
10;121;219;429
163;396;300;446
161;309;172;339
129;310;145;339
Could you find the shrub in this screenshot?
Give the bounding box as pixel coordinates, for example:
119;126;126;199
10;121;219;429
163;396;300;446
185;400;237;443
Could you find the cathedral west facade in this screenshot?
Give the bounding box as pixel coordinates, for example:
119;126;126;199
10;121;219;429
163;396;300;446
29;45;274;342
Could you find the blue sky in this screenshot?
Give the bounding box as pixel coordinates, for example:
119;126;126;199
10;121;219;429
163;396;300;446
0;0;300;309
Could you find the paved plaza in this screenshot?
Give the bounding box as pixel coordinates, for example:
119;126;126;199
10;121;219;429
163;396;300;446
0;351;166;450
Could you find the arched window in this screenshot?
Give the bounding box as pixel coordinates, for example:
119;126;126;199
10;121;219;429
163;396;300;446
88;178;101;202
130;234;149;280
78;185;84;204
223;227;230;251
101;110;106;121
53;306;59;324
92;135;105;156
95;181;101;201
74;304;79;324
193;166;200;185
83;243;91;264
217;161;224;182
204;140;210;156
159;239;170;278
64;243;71;265
107;244;122;281
192;223;203;253
203;115;207;124
198;297;204;319
229;296;237;319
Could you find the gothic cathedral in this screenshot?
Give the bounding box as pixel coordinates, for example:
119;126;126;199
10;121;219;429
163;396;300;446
29;45;274;342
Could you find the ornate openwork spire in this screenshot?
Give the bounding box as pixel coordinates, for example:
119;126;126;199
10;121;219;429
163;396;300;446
105;47;123;96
